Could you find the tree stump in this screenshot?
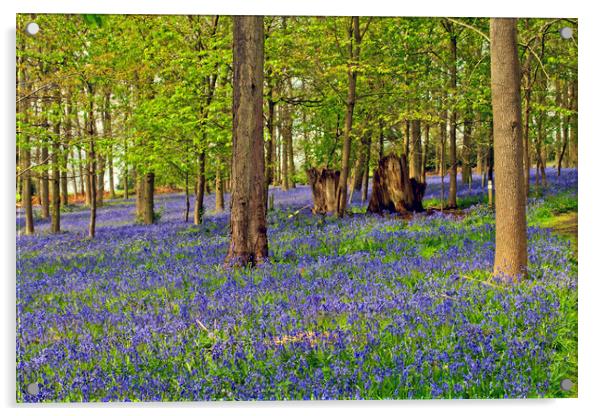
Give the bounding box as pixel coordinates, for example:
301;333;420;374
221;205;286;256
307;168;340;214
367;154;426;214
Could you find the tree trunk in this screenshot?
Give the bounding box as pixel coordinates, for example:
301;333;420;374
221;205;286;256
194;151;206;225
185;172;190;222
439;109;447;211
410;119;422;180
87;83;97;238
523;66;532;196
308;168;340;214
446;34;458;209
226;15;268;267
462;118;473;184
135;173;144;219
367;154;425;214
215;164;224;212
142;172;155;225
361;132;372;204
336;16;361;218
40;135;50;218
280;103;291;191
17;52;34;235
50;89;62;233
490;18;527;280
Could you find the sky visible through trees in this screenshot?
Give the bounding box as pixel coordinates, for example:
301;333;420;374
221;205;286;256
16;15;578;402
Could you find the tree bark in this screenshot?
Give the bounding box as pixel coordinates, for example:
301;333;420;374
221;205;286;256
367;154;425;214
142;172;155;225
361;132;372;204
40;133;50;218
193;151;206;225
462;118;473;184
17;49;34;235
87;82;97;238
225;15;268;267
410;119;422;180
336;16;361;218
50;89;62;233
308;168;340;214
490;18;527;279
446;33;458;209
215;164;224;212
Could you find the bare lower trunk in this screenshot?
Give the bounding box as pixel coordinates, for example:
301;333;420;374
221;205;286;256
446;33;458;209
336;16;361;218
185;172;190;222
40;139;50;218
194;151;206;225
462;118;473;184
490;18;527;279
215;165;224;212
50;92;61;234
409;120;422;180
142;172;155;225
225;15;268;267
87;83;97;238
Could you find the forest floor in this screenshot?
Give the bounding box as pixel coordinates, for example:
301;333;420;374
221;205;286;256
16;168;578;402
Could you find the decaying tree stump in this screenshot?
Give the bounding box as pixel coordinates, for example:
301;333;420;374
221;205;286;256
367;154;426;214
307;168;340;214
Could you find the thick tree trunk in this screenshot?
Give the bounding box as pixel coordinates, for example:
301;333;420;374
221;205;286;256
336;16;361;218
307;168;340;214
490;18;527;279
226;15;268;267
194;151;206;225
367;154;425;214
142;172;155;225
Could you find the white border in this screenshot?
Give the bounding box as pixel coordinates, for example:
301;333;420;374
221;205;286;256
3;1;600;415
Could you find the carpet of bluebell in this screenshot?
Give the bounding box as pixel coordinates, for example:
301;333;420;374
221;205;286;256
16;168;578;401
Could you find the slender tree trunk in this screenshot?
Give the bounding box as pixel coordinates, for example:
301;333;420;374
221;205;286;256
462;118;473;184
336;16;361;218
226;15;268;267
410;119;422;180
142;172;155;225
361;132;371;204
446;34;458;209
108;147;115;198
194;151;206;225
523;66;532;196
123;138;129;199
215;163;224;212
490;18;527;279
50;89;62;233
184;172;190;222
40;134;50;218
280;103;291;191
439;109;447;211
69;148;78;196
17;51;34;235
422;124;430;184
264;70;276;207
135;173;144;219
569;79;577;167
87;83;97;238
378;120;384;161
